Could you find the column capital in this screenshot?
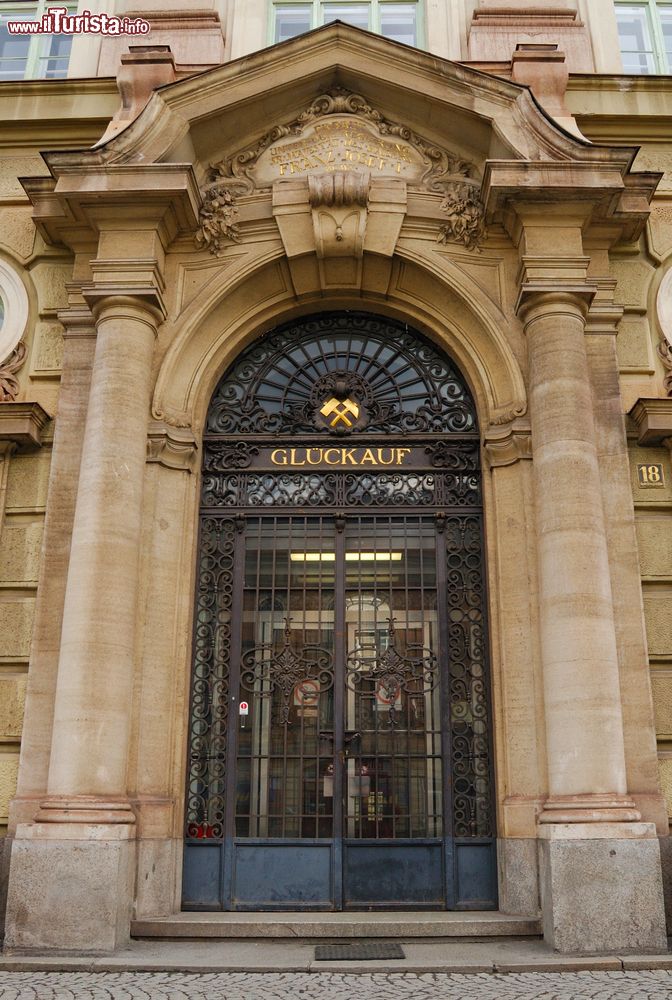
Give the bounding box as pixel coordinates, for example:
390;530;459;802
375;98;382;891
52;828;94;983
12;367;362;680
82;256;167;323
56;305;96;340
82;289;166;328
516;285;597;325
514;250;597;321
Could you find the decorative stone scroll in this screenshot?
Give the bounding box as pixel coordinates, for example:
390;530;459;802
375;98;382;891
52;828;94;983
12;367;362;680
196;88;486;255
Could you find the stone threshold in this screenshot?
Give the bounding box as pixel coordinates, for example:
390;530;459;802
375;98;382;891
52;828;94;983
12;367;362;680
130;910;541;940
1;938;671;975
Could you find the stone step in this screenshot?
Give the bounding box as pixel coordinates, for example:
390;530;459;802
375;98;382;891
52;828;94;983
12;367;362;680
132;911;541;940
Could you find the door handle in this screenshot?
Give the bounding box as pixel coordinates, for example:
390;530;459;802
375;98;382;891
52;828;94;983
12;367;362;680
343;730;360;758
319;730;360;762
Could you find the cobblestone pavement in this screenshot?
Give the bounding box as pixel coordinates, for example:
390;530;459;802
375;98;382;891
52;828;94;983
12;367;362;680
2;970;672;999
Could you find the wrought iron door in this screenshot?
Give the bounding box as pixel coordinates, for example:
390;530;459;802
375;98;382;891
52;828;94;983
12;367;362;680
182;313;496;911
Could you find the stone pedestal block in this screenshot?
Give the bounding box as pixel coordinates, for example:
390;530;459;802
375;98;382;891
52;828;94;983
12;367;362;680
539;823;667;954
0;833;11;936
4;823;135;953
497;838;540;915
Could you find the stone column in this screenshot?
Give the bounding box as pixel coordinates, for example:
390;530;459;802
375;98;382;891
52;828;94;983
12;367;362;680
4;293;163;953
522;290;634;816
519;287;667;953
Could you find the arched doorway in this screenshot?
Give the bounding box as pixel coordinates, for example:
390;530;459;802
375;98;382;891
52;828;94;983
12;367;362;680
182;312;496;910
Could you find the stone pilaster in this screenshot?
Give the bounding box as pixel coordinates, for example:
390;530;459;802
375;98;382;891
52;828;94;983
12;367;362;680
4;290;164;954
518;272;666;953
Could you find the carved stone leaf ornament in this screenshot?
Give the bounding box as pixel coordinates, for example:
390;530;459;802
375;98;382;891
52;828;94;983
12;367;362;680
194;188;240;256
658;339;672;397
195;88;486;254
0;340;27;402
437;184;488;252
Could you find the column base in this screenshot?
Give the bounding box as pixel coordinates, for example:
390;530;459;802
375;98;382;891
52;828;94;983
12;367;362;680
35;795;137;825
538;793;641;824
4;821;136;954
539;822;667;954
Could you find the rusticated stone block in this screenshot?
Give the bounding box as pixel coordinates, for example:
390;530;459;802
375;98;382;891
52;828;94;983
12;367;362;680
0;523;43;585
630;447;672;502
610;258;655;310
0;601;35;658
5;452;51;511
0;208;35;260
636;518;672;579
0;675;27;738
652;673;672;739
616;317;653;370
643;594;672;657
33;322;64;373
658;756;672;818
0;752;19;822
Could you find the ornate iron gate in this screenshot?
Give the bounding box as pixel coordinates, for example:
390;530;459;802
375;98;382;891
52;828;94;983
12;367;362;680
182;313;496;910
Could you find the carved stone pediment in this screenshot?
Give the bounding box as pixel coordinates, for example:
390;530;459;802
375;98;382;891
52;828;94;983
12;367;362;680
196;88;486;255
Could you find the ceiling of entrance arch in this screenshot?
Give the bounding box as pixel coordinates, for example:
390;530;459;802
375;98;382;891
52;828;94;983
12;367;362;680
206;313;478;436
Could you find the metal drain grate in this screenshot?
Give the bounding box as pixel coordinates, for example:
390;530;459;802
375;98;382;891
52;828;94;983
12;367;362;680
314;942;406;961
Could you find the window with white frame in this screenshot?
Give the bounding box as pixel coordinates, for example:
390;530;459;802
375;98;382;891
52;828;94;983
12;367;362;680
615;1;672;72
271;1;421;47
0;1;77;81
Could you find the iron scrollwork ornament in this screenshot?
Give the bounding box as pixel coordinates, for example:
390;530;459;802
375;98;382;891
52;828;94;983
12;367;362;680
240;617;334;725
184;516;236;840
445;515;493;837
346;618;438;728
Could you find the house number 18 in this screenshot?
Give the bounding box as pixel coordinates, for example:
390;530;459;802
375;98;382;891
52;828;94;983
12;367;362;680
637;463;666;488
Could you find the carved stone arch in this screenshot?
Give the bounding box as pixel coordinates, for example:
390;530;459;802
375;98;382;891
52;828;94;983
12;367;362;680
151;254;527;439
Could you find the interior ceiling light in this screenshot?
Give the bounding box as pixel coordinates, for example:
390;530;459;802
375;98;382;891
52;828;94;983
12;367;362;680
290;552;403;562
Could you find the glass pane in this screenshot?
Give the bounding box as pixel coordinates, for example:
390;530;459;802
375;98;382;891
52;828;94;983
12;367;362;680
660;9;672;68
616;5;656;72
0;15;31;80
274;4;312;42
40;34;72;79
237;517;336;839
380;2;416;45
322;3;370;29
344;516;442;839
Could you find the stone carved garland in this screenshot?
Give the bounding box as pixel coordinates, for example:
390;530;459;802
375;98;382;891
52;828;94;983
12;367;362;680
658;339;672;397
0;341;27;402
195;88;486;256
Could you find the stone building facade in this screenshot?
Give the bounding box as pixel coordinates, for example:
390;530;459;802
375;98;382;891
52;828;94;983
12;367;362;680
0;0;671;956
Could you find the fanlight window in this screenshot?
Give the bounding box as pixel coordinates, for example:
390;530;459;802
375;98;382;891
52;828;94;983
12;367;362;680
206;312;477;437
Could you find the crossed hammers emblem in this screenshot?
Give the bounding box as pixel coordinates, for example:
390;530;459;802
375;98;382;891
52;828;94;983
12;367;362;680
319;396;360;428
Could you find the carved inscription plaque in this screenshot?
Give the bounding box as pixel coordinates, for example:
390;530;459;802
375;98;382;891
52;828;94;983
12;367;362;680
253;115;425;186
250;446;435;470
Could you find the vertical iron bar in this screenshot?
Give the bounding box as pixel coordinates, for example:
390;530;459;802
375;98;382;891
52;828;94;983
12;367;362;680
221;514;247;909
435;501;454;908
333;512;345;909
